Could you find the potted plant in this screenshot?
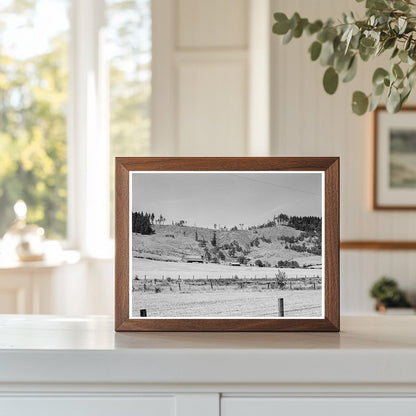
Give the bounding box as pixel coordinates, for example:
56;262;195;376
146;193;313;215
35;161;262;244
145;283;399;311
369;276;413;313
272;0;416;115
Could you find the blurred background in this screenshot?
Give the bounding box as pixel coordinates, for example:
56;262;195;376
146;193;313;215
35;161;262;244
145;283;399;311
0;0;415;316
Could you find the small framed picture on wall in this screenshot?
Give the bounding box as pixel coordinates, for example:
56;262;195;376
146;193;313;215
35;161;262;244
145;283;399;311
374;106;416;209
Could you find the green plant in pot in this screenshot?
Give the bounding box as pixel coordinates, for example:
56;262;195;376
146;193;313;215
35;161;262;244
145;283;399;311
369;276;412;311
272;0;416;115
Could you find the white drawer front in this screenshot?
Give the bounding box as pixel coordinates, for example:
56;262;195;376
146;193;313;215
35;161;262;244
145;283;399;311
0;396;175;416
221;397;416;416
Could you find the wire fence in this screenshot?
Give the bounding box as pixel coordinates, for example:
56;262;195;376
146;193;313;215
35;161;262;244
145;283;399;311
132;274;322;293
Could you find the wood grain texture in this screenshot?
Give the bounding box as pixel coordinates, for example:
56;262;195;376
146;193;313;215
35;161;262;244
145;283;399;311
341;241;416;250
373;106;416;210
115;157;340;332
114;160;130;330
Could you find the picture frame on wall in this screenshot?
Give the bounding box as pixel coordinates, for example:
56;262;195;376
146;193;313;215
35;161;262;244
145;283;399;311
374;106;416;210
115;157;339;332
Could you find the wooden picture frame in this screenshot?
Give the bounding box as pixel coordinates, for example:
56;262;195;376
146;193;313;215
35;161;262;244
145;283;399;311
373;106;416;210
115;157;339;332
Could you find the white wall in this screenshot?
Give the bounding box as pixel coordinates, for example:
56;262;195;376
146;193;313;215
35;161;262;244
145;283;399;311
271;0;416;313
71;0;416;317
152;0;270;156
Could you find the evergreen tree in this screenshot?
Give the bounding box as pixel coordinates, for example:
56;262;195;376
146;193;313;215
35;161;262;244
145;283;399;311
131;211;155;235
211;231;217;247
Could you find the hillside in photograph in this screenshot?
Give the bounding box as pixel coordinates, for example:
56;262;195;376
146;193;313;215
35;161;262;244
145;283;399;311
131;213;322;268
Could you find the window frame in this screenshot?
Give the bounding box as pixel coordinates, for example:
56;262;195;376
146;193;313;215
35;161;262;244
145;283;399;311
67;0;111;257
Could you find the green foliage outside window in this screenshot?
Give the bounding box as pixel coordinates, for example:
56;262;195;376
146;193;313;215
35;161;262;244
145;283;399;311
0;1;69;238
0;0;151;240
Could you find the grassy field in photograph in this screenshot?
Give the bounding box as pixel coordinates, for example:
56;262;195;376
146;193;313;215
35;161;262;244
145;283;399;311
131;259;322;318
132;258;322;280
131;289;322;317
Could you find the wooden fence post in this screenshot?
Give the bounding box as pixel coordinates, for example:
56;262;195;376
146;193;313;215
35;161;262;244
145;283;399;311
278;298;284;317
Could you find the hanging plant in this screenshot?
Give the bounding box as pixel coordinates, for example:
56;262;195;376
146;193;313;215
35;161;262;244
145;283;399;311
272;0;416;115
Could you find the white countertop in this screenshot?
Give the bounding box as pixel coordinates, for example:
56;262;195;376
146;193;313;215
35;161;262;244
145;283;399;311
0;315;415;386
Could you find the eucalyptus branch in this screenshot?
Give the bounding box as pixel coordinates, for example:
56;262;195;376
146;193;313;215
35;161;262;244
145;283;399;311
272;0;416;115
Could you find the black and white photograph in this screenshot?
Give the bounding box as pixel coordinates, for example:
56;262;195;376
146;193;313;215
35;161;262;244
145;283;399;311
130;171;324;319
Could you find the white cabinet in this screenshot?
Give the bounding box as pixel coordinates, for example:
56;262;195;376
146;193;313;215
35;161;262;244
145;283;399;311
222;398;416;416
1;397;175;416
1;316;416;416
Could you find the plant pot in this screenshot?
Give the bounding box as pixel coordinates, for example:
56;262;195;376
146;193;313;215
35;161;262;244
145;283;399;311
375;303;415;315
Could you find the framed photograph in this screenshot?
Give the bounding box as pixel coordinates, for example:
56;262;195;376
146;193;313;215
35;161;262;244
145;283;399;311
374;106;416;209
115;157;339;332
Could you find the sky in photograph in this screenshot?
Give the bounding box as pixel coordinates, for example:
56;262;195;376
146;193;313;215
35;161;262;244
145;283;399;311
131;172;323;228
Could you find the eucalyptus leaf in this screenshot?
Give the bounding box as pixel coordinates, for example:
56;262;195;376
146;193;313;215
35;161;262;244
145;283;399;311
383;37;396;49
387;87;401;112
293;18;308;38
342;56;357;82
399;49;408;63
341;26;352;43
307;20;323;35
273;13;290;34
369;92;383;111
408;70;416;88
391;47;399;59
359;44;375;61
393;63;404;79
401;86;411;106
352;91;369;115
372;67;389;85
393;0;409;11
290;13;301;30
317;29;328;43
373;82;385;95
366;0;388;11
282;29;294;44
323;67;339;94
398;17;407;34
309;41;322;61
334;52;351;72
408;64;416;80
360;37;375;48
320;40;335;66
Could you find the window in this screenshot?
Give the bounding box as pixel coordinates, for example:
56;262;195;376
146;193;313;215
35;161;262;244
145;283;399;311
106;0;151;237
0;0;151;252
0;0;70;239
